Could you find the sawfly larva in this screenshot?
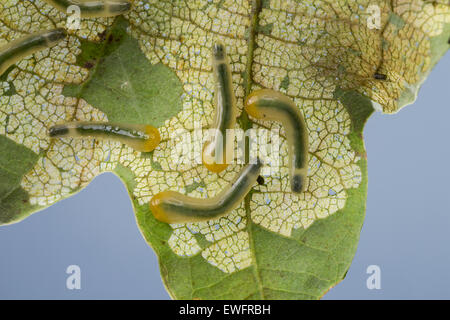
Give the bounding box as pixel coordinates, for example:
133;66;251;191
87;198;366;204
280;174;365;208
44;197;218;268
245;89;308;193
49;122;161;152
0;28;67;76
150;159;262;224
42;0;131;18
202;42;237;173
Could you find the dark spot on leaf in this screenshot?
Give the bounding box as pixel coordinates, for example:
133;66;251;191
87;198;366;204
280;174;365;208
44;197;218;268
2;80;16;96
98;30;107;41
0;65;15;81
257;175;265;185
258;23;273;34
83;61;94;69
261;0;271;8
280;75;290;91
151;161;163;171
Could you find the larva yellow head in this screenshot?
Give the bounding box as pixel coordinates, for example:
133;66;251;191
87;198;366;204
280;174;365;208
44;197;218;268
202;141;229;173
244;90;267;119
143;125;161;152
203;160;229;173
149;192;172;224
245;89;297;120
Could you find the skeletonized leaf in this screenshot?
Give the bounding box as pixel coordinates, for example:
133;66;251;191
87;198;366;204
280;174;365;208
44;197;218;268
0;0;448;299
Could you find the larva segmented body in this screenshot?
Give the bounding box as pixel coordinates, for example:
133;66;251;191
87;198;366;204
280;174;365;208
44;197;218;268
150;159;262;224
0;28;67;76
202;43;237;173
42;0;131;18
49;122;161;152
245;89;309;193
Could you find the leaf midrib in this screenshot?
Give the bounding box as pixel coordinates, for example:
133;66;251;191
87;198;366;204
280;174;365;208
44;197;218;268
242;0;266;300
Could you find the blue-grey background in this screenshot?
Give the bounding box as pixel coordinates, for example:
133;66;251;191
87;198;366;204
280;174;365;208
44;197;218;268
0;53;448;300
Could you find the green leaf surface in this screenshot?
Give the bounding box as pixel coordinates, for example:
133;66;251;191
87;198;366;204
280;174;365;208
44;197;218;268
0;0;449;299
0;135;39;224
63;18;184;126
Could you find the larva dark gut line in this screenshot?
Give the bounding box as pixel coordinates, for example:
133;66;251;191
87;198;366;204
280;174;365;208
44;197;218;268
202;42;237;173
42;0;132;18
245;89;309;194
0;28;67;77
150;159;262;224
373;73;387;80
49;122;161;152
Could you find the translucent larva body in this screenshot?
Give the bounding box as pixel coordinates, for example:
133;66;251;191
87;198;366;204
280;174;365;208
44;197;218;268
49;122;161;152
245;89;309;194
42;0;131;18
202;43;237;173
0;28;67;76
150;159;262;224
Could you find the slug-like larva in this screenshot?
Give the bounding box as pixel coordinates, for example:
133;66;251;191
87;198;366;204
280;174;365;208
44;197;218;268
49;122;161;152
373;73;387;80
0;28;67;76
42;0;131;18
245;89;308;194
202;43;237;173
150;159;262;224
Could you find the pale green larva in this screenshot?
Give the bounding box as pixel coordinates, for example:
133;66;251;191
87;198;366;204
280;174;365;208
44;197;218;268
42;0;131;18
0;28;67;77
202;42;237;173
150;159;262;224
245;89;309;194
49;122;161;152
